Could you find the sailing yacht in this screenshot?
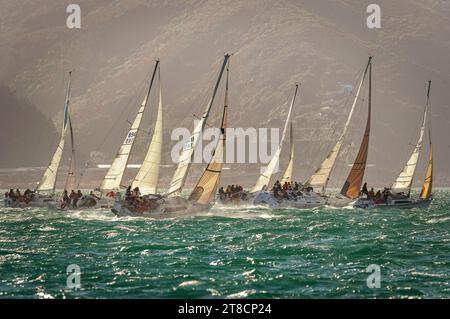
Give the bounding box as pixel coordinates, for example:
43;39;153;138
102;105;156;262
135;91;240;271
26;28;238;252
76;60;162;209
112;54;231;218
354;80;434;209
214;83;300;207
251;84;327;208
253;57;373;209
6;72;74;208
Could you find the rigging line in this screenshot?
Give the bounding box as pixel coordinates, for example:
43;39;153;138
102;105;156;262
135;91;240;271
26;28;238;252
307;62;366;177
77;66;155;183
331;68;370;186
174;56;224;131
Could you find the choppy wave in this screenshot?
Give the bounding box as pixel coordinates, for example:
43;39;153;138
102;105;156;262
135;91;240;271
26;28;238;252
0;190;449;298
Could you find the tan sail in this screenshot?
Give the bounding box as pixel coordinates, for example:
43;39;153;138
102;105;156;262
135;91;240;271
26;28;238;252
189;62;229;205
100;60;160;192
251;84;299;193
420;133;433;200
280;122;294;184
132;69;163;195
391;81;430;194
37;71;72;193
307;57;371;193
167;54;230;197
340;60;372;199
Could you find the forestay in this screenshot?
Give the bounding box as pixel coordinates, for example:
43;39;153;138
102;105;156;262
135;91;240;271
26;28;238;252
307;57;371;193
341;59;372;200
37;71;72;193
132;69;163;195
189;63;230;205
391;81;430;194
166;55;230;197
100;60;160;192
251;84;299;193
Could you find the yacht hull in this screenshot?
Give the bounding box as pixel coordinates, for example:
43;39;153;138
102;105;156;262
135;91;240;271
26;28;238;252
111;195;211;219
353;198;431;209
253;191;327;209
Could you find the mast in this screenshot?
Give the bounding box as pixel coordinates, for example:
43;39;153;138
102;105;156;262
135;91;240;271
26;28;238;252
280;117;294;184
166;54;230;197
391;80;430;195
340;58;372;199
189;59;230;204
250;84;299;193
307;57;372;193
37;71;72;193
131;66;163;195
420;81;433;200
100;60;160;193
64;115;77;191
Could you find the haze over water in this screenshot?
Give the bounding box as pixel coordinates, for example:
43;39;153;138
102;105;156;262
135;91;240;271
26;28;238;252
1;190;449;299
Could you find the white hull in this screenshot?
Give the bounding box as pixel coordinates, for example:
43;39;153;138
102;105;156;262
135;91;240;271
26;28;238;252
4;195;54;208
111;194;212;219
253;191;327;209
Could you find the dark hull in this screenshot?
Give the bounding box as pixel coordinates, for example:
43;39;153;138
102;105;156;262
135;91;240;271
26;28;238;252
354;198;431;209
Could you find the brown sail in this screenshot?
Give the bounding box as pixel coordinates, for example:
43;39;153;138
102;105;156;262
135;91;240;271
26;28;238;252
420;129;433;200
188;61;229;205
340;58;372;199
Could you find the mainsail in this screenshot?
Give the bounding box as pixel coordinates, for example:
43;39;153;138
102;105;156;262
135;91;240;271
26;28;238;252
420;129;433;200
189;62;230;205
64;115;77;191
420;80;433;200
307;57;371;193
37;71;72;193
340;58;372;199
280;121;294;184
100;60;160;192
166;54;230;197
251;84;299;193
391;80;430;194
131;68;163;195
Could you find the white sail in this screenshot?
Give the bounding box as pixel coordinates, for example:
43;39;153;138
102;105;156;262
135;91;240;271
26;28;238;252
166;55;230;197
132;77;163;195
251;84;298;193
307;58;371;193
391;83;429;193
37;72;72;193
100;61;160;192
280;122;294;184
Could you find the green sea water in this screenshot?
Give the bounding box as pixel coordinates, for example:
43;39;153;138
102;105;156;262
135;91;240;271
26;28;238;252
0;190;449;299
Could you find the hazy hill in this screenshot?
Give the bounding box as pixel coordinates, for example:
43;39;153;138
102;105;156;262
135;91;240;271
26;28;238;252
0;0;449;187
0;86;58;167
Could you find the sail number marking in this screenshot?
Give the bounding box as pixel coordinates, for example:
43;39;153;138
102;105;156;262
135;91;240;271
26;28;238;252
124;131;137;145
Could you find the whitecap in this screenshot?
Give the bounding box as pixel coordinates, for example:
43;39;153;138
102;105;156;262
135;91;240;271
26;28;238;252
227;289;257;298
179;280;201;287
